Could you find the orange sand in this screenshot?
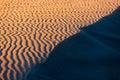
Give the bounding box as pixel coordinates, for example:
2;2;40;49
0;0;120;80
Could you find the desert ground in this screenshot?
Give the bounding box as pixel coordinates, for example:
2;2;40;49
0;0;120;80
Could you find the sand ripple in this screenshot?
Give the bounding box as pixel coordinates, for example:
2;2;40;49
0;0;120;80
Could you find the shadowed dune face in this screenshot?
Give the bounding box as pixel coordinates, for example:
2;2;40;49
0;0;120;80
27;7;120;80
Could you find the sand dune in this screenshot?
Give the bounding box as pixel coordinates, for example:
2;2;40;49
0;0;120;80
27;7;120;80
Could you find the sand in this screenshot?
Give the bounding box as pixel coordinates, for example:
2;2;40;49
0;0;120;80
26;7;120;80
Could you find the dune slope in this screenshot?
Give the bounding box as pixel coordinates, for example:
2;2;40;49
27;7;120;80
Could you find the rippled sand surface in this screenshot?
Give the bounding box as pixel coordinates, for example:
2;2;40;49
0;0;120;80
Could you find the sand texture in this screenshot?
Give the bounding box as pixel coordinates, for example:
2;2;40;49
0;0;120;80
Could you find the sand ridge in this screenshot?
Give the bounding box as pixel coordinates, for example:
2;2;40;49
0;0;120;80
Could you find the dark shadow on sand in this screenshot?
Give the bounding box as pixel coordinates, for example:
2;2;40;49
26;7;120;80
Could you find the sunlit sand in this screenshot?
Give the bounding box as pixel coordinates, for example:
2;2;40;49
0;0;120;80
